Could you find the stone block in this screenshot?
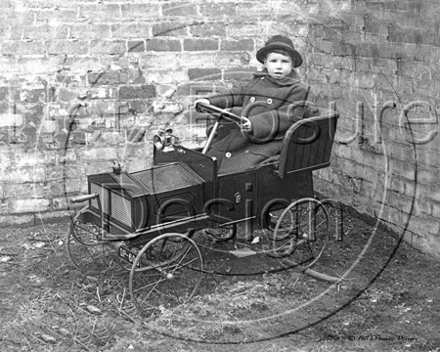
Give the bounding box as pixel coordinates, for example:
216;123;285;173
23;24;69;40
96;131;126;146
183;39;218;51
119;85;156;99
214;52;251;68
34;210;71;226
46;40;89;55
0;214;35;228
188;68;221;81
120;3;160;18
70;24;112;40
147;38;182;52
199;3;237;17
4;183;45;199
152;22;188;37
9;198;51;214
162;3;197;16
88;70;130;85
223;68;256;81
51;197;69;211
90;40;126;55
77;147;118;161
220;39;254;51
189;22;227;37
0;113;23;128
2;40;45;56
36;9;78;23
79;3;121;21
140;53;179;70
128;40;145;53
0;166;46;183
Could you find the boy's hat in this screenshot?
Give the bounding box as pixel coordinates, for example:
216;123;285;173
256;35;303;67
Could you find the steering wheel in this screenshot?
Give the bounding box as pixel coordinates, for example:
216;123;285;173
196;101;279;149
196;101;250;126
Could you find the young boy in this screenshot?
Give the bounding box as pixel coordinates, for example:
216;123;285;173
195;34;318;173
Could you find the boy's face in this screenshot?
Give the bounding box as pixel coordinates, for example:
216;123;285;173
264;52;293;79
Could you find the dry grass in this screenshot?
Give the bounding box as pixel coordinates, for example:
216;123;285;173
1;214;440;352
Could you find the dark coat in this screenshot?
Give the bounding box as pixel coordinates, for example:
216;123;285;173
205;69;317;173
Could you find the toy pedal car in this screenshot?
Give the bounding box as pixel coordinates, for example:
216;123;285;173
66;102;341;316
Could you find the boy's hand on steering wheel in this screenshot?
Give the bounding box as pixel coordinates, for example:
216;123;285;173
240;117;252;133
194;98;210;112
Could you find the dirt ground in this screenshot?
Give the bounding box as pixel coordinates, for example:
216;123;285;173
1;206;440;352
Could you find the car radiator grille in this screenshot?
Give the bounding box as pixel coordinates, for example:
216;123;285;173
111;192;132;227
90;182;110;214
89;182;132;228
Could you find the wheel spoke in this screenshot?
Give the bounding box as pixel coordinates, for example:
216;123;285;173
266;198;329;268
129;233;203;316
66;207;118;275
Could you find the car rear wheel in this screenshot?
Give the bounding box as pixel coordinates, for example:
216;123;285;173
129;233;203;316
265;198;330;270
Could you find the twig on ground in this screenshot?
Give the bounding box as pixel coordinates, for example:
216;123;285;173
73;337;92;352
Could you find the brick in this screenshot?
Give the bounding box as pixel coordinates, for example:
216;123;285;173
120;3;160;19
215;52;251;67
34;210;71;224
2;40;45;56
86;160;116;175
79;4;121;22
95;131;126;146
236;2;272;16
76;147;118;161
57;88;78;102
188;68;221;81
90;40;126;55
69;24;111;40
147;38;182;52
189;22;227;37
140;53;179;70
36;9;78;23
199;2;237;16
128;40;145;53
9;198;51;214
223;67;256;81
220;39;254;51
22;24;69;40
9;26;24;40
51;198;69;211
119;85;156;100
127;71;145;85
227;23;262;38
88;70;130;85
110;23;151;38
152;22;188;37
184;38;218;51
0;214;35;228
0;11;34;26
4;183;45;199
162;3;197;16
46;40;89;55
0;114;24;128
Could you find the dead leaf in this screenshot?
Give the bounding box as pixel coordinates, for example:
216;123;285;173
41;334;57;344
86;305;102;315
58;328;70;336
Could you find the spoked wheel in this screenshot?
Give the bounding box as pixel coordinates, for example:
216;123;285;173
66;206;118;275
266;198;329;269
129;233;203;316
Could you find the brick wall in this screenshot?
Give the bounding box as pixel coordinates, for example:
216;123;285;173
1;0;439;256
308;0;440;256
